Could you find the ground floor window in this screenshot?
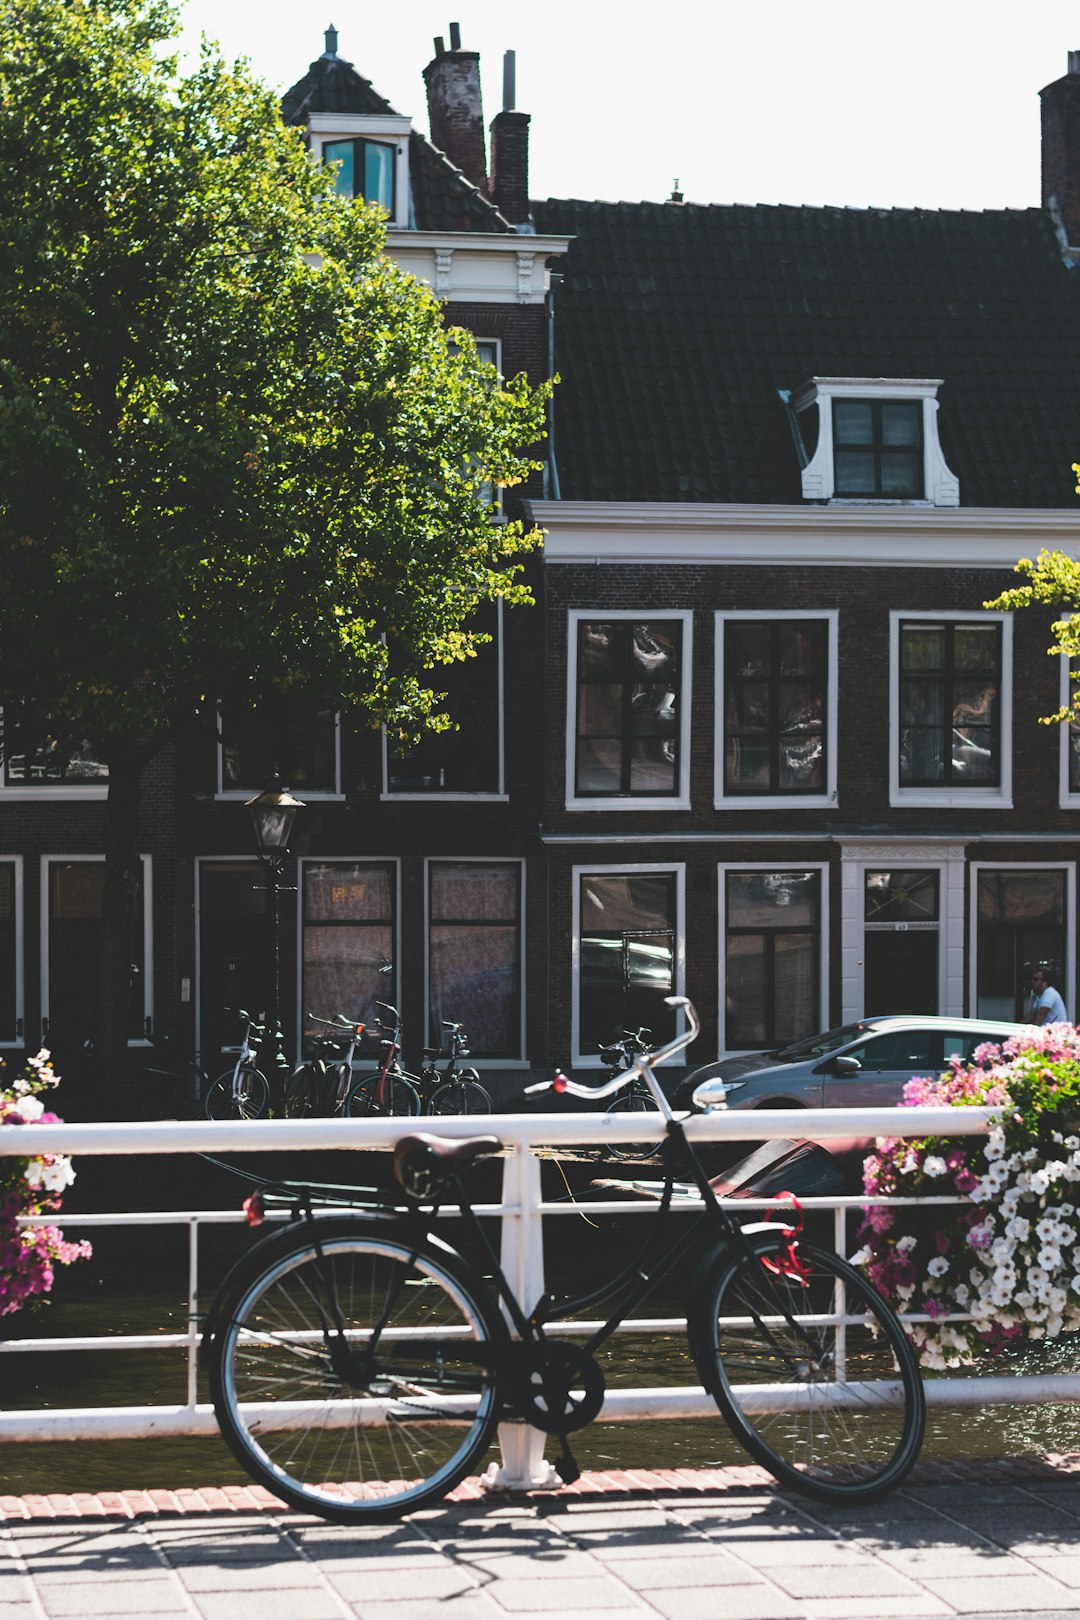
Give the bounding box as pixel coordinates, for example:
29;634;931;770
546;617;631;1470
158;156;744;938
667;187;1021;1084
427;862;522;1058
301;863;397;1046
44;857;149;1048
723;869;822;1050
975;867;1069;1021
577;869;679;1058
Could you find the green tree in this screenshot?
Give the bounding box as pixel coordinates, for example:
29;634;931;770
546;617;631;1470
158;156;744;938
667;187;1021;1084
0;0;547;1085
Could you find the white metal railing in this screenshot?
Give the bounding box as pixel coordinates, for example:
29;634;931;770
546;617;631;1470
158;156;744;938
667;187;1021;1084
2;1107;1075;1488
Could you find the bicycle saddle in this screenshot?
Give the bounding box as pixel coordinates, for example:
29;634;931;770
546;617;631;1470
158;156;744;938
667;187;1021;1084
393;1132;502;1200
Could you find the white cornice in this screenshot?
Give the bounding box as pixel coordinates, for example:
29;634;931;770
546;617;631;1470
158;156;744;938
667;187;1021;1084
386;231;571;256
387;233;571;305
525;501;1080;567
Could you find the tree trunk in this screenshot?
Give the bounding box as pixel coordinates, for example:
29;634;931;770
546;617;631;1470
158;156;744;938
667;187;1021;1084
95;739;145;1115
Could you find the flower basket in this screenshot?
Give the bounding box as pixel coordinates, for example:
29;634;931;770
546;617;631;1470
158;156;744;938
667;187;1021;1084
0;1052;90;1317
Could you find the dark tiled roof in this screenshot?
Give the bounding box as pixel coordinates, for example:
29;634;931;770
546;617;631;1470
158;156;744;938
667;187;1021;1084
532;199;1080;507
282;53;512;235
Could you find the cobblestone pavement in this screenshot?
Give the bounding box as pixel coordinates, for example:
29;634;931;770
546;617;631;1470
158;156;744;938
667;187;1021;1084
5;1469;1080;1619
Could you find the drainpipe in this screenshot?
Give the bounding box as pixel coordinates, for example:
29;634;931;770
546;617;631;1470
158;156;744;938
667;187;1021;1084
545;274;562;500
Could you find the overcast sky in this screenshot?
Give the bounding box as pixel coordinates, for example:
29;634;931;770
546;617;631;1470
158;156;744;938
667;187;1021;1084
177;1;1080;212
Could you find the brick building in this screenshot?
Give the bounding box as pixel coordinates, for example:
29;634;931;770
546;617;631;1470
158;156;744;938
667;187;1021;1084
5;33;1080;1104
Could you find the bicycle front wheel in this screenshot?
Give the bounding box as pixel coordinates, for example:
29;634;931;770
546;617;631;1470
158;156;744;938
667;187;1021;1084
603;1086;664;1160
691;1233;925;1503
429;1072;492;1116
204;1067;269;1121
208;1224;504;1522
347;1073;421;1118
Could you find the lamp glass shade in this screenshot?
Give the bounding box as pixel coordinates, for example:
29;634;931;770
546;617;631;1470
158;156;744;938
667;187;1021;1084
246;784;304;856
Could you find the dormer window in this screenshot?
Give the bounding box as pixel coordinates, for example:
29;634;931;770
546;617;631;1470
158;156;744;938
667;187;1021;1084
324;137;396;212
792;378;959;506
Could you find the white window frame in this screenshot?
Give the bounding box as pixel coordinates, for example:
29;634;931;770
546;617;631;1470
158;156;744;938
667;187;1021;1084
0;718;107;800
308;113;412;230
424;856;526;1068
41;854;153;1047
296;856;402;1066
714;609;838;810
382;600;507;802
889;610;1012;809
0;857;24;1049
215;707;343;802
839;842;967;1024
572;861;686;1068
717;862;830;1058
968;861;1075;1023
792;377;959;506
1059;648;1080;808
566;609;693;812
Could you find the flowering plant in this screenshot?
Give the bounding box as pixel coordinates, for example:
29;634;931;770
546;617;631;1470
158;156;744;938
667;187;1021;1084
854;1024;1080;1369
0;1051;91;1316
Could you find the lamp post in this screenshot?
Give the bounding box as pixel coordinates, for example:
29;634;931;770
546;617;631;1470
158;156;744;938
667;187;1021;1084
246;780;305;1074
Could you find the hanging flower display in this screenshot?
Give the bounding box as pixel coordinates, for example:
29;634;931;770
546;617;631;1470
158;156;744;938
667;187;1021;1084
854;1024;1080;1369
0;1052;91;1317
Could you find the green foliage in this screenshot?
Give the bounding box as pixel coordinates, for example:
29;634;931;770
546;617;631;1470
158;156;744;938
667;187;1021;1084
985;510;1080;727
0;0;548;756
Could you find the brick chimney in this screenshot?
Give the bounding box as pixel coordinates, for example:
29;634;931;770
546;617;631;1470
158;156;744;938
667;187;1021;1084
424;23;488;191
489;50;530;225
1041;51;1080;245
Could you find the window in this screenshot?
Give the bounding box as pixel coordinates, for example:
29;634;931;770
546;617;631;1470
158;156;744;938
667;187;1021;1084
1060;653;1080;806
0;861;22;1046
722;869;825;1051
792;378;959;506
718;613;837;805
0;711;107;797
575;868;682;1063
890;613;1012;806
301;863;397;1047
43;857;151;1048
568;612;692;809
323;138;396;211
427;862;522;1059
218;701;340;798
385;601;503;797
972;866;1071;1022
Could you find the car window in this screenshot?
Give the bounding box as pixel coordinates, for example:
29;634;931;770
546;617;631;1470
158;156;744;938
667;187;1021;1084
775;1021;875;1061
842;1032;940;1071
942;1029;1009;1064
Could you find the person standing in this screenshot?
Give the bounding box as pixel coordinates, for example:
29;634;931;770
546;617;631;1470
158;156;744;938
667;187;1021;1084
1028;969;1068;1026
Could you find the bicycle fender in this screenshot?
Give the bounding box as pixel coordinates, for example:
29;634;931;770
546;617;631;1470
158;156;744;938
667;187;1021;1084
684;1227;792;1396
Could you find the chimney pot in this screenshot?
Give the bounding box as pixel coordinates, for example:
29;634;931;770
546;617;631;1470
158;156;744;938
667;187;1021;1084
449;21;462;50
322;22;338;59
434;36;445;58
1070;48;1080;73
503;50;516;112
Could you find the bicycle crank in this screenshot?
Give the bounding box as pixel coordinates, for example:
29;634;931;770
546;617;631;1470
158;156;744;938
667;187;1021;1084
511;1340;606;1434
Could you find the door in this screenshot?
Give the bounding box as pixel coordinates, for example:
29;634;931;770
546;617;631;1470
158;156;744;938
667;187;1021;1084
198;861;268;1070
864;931;938;1015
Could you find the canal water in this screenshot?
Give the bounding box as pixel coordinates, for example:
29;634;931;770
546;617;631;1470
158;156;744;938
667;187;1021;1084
2;1150;1078;1494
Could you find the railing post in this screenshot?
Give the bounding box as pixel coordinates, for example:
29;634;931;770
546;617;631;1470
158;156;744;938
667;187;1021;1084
481;1138;560;1491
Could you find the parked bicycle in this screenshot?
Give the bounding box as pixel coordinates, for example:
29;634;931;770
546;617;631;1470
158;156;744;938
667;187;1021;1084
415;1021;491;1116
203;1010;276;1120
345;1003;422;1118
202;996;925;1523
597;1026;662;1159
285;1015;368;1119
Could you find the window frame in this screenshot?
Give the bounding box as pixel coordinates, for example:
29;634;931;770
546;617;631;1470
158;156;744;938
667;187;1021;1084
0;858;24;1049
41;854;153;1047
0;716;108;800
215;706;343;802
381;599;507;802
565;609;693;812
1059;646;1080;808
717;862;829;1057
889;611;1012;808
572;861;685;1068
296;856;401;1060
714;610;838;809
308;113;411;229
423;857;526;1067
322;135;397;215
968;861;1074;1023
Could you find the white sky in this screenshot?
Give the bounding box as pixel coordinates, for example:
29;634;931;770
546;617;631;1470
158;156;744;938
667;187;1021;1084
177;0;1080;212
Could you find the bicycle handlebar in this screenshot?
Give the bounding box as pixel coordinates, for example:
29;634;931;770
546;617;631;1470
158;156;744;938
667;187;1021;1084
524;997;699;1099
307;1012;365;1035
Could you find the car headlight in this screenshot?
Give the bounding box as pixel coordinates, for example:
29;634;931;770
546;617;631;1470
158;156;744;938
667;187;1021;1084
691;1078;746;1112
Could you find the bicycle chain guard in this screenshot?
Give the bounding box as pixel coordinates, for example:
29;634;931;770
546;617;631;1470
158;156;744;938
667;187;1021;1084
510;1340;606;1434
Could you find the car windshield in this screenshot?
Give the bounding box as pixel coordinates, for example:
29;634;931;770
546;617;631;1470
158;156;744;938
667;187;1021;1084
773;1021;877;1062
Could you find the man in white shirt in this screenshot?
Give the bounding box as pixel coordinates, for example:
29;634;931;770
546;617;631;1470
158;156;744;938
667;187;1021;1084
1029;969;1068;1026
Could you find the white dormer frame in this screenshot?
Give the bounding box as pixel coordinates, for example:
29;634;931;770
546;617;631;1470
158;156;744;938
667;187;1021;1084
793;378;959;507
308;113;412;231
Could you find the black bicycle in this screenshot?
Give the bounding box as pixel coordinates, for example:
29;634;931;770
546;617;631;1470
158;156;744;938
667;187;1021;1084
416;1021;492;1116
598;1026;663;1159
285;1015;369;1118
201;998;924;1523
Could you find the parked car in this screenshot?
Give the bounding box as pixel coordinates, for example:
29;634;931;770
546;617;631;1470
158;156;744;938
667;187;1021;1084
685;1015;1028;1112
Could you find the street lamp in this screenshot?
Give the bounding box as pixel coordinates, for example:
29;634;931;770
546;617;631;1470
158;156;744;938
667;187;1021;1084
246;780;305;1073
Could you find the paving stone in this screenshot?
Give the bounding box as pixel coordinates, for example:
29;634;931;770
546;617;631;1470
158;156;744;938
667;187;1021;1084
537;1508;665;1533
192;1591;343;1620
799;1599;953;1618
346;1599;505;1620
610;1552;761;1590
871;1545;1023;1578
35;1578;187;1615
917;1572;1080;1611
1025;1554;1080;1587
174;1558;329;1592
465;1574;638;1611
456;1550;602;1579
325;1565;478;1601
709;1535;868;1567
643;1586;800;1620
585;1537;733;1563
765;1560;925;1599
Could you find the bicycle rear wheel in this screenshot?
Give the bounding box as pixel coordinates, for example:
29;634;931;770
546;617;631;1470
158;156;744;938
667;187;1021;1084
691;1232;925;1503
347;1073;421;1118
603;1086;664;1160
429;1071;492;1116
204;1067;269;1121
208;1223;504;1522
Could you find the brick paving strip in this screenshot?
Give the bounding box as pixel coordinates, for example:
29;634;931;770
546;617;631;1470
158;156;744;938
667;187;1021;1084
3;1465;1080;1619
